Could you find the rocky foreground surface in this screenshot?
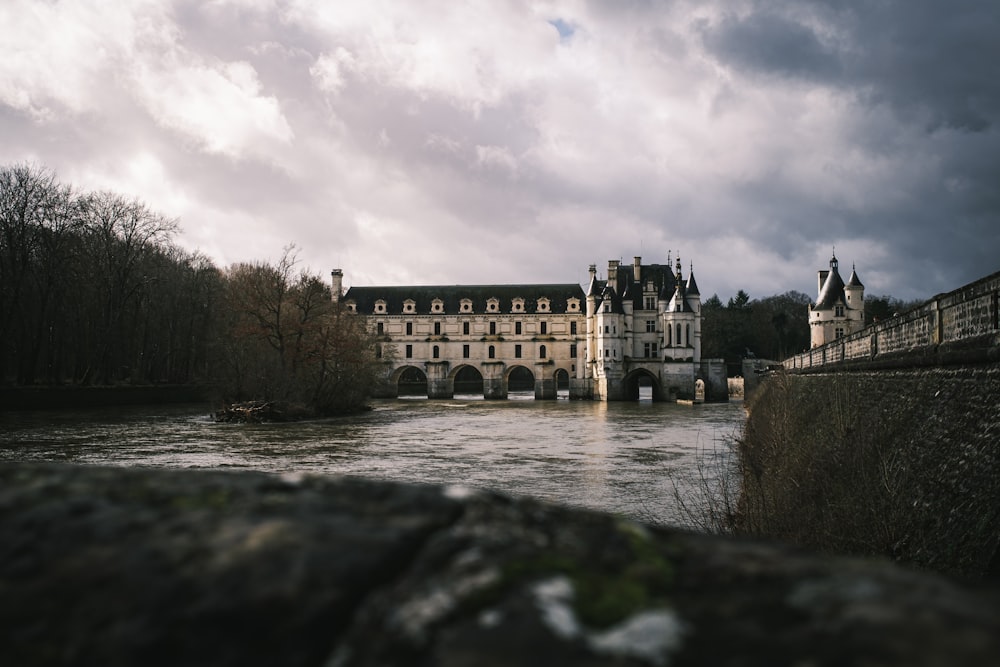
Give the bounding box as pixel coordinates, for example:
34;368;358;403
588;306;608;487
2;462;998;666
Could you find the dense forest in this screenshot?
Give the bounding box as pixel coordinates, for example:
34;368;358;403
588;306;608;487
0;163;378;414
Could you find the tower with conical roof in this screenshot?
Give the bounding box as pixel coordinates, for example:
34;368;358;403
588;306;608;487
808;252;865;347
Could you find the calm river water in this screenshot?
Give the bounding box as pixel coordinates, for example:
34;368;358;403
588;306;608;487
0;392;745;527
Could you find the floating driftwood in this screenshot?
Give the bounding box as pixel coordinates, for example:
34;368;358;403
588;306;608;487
213;401;312;423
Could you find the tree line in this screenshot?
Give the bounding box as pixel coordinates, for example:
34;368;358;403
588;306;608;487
0;163;378;415
701;289;924;374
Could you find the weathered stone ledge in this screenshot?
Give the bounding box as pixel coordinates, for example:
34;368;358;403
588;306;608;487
1;462;998;666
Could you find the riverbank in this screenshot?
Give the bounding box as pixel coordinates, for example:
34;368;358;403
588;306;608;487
736;365;1000;578
2;461;998;666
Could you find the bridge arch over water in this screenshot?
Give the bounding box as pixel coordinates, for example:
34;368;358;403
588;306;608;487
375;358;573;400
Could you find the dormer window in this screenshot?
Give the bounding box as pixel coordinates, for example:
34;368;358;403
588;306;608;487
487;298;499;313
537;297;550;312
403;299;416;314
512;297;525;312
431;298;444;313
346;300;357;313
374;299;386;314
567;298;580;312
835;305;845;317
460;298;473;313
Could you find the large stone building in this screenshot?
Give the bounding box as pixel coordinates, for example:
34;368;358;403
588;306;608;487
809;252;865;347
338;255;727;401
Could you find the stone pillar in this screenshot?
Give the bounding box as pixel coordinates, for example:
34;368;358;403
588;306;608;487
534;365;556;400
425;362;453;399
481;362;507;400
569;377;591;400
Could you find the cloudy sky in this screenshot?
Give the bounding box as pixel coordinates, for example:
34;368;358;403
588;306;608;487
3;1;998;301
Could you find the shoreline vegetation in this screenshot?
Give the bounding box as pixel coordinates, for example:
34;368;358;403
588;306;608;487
730;367;1000;580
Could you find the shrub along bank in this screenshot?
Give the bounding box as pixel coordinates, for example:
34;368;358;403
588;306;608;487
735;366;1000;579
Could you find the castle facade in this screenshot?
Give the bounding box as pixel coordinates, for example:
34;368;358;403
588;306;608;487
337;255;726;402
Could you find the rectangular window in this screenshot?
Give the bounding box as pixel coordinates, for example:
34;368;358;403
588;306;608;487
835;327;845;339
515;344;522;358
489;321;497;335
835;305;845;317
645;296;656;310
463;344;470;358
463;321;470;335
406;322;413;335
405;344;413;358
646;319;656;332
434;322;441;335
540;321;547;335
570;343;577;358
644;342;656;358
375;344;383;359
570;321;577;335
515;321;522;335
376;322;384;335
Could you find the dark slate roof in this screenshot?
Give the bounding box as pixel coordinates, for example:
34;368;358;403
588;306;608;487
686;270;700;296
343;284;585;315
815;267;847;309
846;267;864;289
668;283;695;312
609;263;679;310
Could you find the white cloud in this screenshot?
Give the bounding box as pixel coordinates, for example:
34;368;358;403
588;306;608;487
130;59;293;158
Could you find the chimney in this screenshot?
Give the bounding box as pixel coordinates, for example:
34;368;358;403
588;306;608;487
331;269;343;303
607;260;620;292
633;256;641;284
588;264;597;283
818;270;829;297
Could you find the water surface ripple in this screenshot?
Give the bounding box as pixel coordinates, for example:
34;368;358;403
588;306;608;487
0;394;746;526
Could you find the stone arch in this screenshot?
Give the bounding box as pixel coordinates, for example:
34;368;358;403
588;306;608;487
450;364;484;396
392;365;428;397
554;368;570;392
621;368;664;401
505;364;535;392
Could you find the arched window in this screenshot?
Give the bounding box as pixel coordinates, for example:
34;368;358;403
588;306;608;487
488;345;496;359
686;324;691;346
676;323;682;346
433;345;440;359
539;344;547;359
666;326;671;346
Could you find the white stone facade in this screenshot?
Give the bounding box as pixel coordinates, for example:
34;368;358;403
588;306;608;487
809;254;865;347
339;255;727;401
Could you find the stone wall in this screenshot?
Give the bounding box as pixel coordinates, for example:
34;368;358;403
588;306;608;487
2;462;999;666
785;270;1000;372
739;365;1000;578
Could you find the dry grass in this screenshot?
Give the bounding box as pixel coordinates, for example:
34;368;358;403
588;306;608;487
731;369;1000;579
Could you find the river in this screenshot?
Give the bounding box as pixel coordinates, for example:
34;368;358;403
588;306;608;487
0;392;745;527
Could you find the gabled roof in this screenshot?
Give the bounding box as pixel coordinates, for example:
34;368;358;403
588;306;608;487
343;283;585;315
598;283;625;314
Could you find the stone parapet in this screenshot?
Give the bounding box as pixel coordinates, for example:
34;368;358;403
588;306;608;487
2;463;999;666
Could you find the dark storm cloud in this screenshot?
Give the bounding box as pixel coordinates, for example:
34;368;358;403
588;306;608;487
2;1;997;303
694;0;1000;297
